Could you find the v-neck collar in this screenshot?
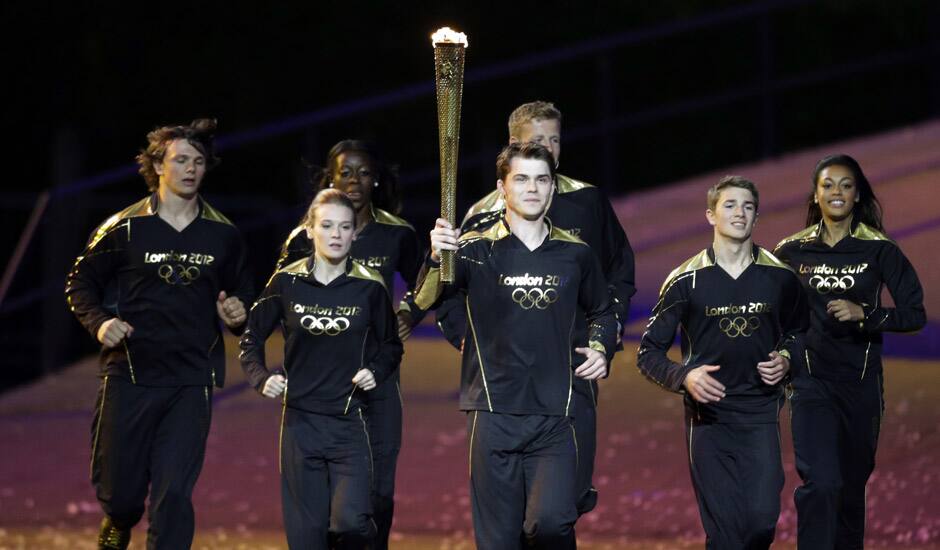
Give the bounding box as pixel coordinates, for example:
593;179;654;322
707;244;759;281
505;218;553;253
150;193;204;234
301;256;351;287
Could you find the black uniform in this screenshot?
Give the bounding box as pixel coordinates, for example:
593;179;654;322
408;219;618;549
637;246;807;550
775;222;925;550
436;174;635;514
275;206;421;549
240;257;403;550
65;194;253;549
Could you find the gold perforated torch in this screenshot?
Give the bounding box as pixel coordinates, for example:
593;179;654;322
431;27;468;282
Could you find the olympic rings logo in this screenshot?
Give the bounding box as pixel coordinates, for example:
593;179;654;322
718;316;760;338
808;275;855;294
300;315;350;336
157;264;200;285
511;287;558;310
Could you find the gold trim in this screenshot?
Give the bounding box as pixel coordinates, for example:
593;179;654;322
774;224;819;251
588;340;607;356
373;207;414;230
468;411;478;478
556;174;594;194
348;261;388;293
358;408;374;484
459;219;511;244
777;349;791;361
278;386;288;474
86;197;154;250
755;247;797;273
397;381;404;409
688;417;694;465
466;302;493;412
414;267;443;310
549;224;587;245
570;422;580;469
805;349;812;376
200;198;234;225
860;341;871;380
123;341;136;384
659;249;713;296
852;222;893;243
565;314;575;416
462;190;504;223
278;257;311;277
90;375;109;479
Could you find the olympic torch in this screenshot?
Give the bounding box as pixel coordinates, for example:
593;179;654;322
431;27;468;282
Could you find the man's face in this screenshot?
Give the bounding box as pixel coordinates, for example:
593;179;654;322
511;118;561;166
154;139;206;198
497;157;555;221
706;186;757;242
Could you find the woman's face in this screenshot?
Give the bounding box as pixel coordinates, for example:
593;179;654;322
815;164;859;222
330;151;375;211
306;203;355;262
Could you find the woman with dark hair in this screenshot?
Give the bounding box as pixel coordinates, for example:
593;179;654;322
775;154;926;549
276;140;423;550
241;189;403;549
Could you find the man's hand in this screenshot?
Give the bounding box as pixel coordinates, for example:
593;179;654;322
756;351;790;386
217;291;247;328
262;374;287;398
352;369;377;391
96;318;134;348
574;347;608;380
683;365;725;403
826;299;864;322
429;218;460;263
396;311;413;342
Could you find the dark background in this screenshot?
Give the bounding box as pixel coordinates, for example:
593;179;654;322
2;0;939;389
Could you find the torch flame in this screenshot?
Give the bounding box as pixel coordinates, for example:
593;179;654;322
431;27;468;48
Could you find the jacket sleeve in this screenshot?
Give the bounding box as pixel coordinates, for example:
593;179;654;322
396;229;431;327
636;274;695;393
597;190;637;328
275;228;312;272
578;248;618;362
400;243;472;320
433;292;469;350
221;231;255;336
64;221;126;340
238;276;284;393
367;284;405;385
860;242;926;333
777;271;809;376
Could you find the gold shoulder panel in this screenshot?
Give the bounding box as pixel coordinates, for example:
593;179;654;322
348;260;388;292
373;208;414;230
755;247;796;273
459;220;510;245
87;197;154;249
659;249;713;296
852;222;894;243
278;257;311;276
200;198;234;226
462;189;504;223
556;174;594;194
774;225;819;251
549;224;587;245
283;224;307;247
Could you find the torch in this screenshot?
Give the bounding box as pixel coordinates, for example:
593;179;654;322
431;27;468;282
